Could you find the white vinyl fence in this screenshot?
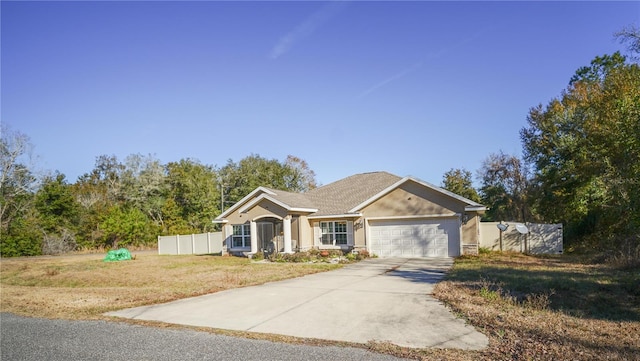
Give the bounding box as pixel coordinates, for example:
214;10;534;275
158;232;223;255
479;222;563;254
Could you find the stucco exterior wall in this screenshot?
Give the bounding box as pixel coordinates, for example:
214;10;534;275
359;180;482;253
218;178;485;256
248;199;289;220
461;214;480;254
291;216;300;250
297;215;312;250
353;217;366;249
361;180;464;217
223;199;289;226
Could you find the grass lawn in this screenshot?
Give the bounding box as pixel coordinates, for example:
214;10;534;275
1;251;638;360
0;252;340;319
423;252;640;361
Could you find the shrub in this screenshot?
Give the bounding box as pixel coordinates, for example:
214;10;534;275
280;252;311;263
523;290;555;310
606;237;640;270
328;249;343;258
478;247;492;254
251;249;372;263
478;278;503;302
42;228;77;255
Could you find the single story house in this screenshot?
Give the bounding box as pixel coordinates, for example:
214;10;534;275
214;171;486;258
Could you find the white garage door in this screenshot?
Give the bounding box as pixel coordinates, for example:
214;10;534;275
369;218;460;258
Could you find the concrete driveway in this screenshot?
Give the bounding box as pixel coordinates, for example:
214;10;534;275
106;258;488;350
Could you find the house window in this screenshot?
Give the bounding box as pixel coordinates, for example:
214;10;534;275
320;221;348;245
232;224;251;248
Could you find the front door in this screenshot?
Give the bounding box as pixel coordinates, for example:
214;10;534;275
257;222;275;254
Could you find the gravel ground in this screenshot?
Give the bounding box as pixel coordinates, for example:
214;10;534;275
0;313;408;361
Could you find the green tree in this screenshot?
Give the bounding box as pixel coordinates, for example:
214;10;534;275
0;125;40;256
35;173;78;232
90;154;125;203
35;173;79;254
120;154;167;228
165;159;219;233
441;168;480;203
160;197;191;235
521;51;640;250
0;125;38;234
1;207;41;257
219;154;317;206
72;155;124;248
99;205;153;248
284;155;318;191
477;152;530;222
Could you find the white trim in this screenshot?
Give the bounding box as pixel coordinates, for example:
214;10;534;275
407;175;485;207
250;220;258;254
215;187;276;220
349;176;486;213
319;220;350;247
252;214;283;221
230;223;251;249
459;217;464;257
238;194;285;213
238;194;318;214
313;222;320;247
318;245;346;250
283;216;292;254
366;213;459;221
289;207;319;212
212;219;228;223
365;218;372;255
465;205;487;211
307;213;363;220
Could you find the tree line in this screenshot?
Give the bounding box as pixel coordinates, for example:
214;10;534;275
0;138;316;257
442;27;639;254
2;27;637;257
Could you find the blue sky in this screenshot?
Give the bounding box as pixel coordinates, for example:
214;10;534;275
2;1;638;186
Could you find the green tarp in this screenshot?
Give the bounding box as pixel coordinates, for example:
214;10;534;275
103;248;132;262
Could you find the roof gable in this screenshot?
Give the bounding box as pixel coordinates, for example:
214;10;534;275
349;176;486;213
238;193;318;214
304;172;401;216
216;171;485;221
215;186;275;220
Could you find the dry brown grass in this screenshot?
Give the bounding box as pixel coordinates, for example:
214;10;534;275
424;253;640;361
2;251;639;360
0;252;340;319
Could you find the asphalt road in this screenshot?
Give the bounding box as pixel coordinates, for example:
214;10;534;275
0;313;407;361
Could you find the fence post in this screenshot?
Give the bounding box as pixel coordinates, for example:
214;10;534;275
191;234;195;254
176;234;180;255
207;232;211;254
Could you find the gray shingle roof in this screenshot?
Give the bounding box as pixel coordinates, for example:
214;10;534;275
261;187;318;210
263;171;401;216
218;171;485;220
305;171;401;215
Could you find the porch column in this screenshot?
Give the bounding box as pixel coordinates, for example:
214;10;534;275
283;215;293;254
250;220;258;254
